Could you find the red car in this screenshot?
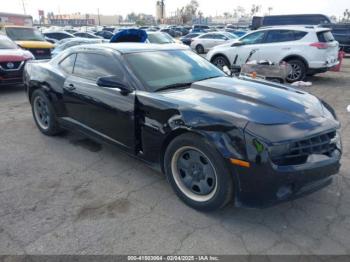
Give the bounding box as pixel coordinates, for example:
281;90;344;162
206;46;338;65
0;35;34;86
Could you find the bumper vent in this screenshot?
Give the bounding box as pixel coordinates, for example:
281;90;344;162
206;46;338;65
272;131;337;166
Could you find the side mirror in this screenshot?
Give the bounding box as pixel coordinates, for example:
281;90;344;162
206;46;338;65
231;41;244;47
96;76;132;94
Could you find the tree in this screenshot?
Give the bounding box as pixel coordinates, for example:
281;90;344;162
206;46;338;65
268;7;273;15
250;4;261;17
126;12;137;22
343;9;350;22
179;0;200;24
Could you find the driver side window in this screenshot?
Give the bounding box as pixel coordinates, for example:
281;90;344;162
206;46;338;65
240;31;266;45
73;53;124;81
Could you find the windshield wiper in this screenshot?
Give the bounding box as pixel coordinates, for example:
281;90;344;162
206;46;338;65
154;82;193;92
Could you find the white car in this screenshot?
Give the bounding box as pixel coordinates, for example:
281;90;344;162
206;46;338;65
206;26;339;82
190;32;238;54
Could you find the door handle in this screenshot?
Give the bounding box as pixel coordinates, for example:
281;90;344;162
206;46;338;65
65;83;76;91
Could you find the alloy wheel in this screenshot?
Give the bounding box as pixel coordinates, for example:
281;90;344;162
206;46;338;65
287;63;302;82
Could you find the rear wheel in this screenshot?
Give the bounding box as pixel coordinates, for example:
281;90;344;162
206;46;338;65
196;44;205;54
164;133;234;211
285;59;307;82
212;55;230;70
31;89;62;136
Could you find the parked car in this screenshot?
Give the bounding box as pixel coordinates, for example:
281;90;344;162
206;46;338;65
95;30;114;39
147;32;176;44
191;32;238;54
51;38;106;57
0;35;34;86
64;29;79;34
225;29;247;37
1;25;54;59
43;31;75;41
173;27;190;36
73;32;102;39
180;33;202;46
24;43;341;211
192;24;210;32
322;24;350;53
207;26;339;82
160;28;181;38
251;14;332;30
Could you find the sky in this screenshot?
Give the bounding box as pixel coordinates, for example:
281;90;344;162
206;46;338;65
3;0;349;20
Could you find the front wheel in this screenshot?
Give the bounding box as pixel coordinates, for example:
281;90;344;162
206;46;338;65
212;55;230;70
31;89;62;136
164;133;234;211
195;44;205;54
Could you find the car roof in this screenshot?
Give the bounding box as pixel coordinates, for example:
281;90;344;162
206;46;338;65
256;25;331;32
0;34;12;40
71;43;189;54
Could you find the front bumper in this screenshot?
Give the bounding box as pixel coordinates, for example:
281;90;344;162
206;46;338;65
0;61;25;86
232;150;341;208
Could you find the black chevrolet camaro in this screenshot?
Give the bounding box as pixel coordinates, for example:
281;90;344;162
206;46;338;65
24;43;342;211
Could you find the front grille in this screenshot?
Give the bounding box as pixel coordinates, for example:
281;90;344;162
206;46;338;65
0;61;22;70
272;131;337;166
26;48;51;59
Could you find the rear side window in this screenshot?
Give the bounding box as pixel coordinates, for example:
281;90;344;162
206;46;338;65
317;31;335;42
73;53;123;80
59;54;76;74
200;34;214;39
294;31;308;40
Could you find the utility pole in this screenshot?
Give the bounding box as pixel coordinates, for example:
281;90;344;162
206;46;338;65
21;0;26;14
97;8;101;26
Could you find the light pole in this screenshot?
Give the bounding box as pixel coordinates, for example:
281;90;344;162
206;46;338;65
21;0;26;14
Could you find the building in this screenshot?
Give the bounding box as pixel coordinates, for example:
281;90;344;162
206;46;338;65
0;12;33;27
47;13;122;26
156;0;165;22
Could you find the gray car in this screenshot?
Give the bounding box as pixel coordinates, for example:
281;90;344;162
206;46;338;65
52;38;106;57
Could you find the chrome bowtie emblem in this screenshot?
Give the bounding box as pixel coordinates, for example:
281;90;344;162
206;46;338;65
6;62;15;69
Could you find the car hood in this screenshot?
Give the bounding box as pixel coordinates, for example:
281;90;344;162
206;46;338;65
156;77;331;127
0;49;33;62
15;41;54;49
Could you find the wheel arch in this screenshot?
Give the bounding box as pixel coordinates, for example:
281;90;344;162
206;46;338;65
210;53;230;64
281;55;309;69
160;128;203;173
27;80;52;103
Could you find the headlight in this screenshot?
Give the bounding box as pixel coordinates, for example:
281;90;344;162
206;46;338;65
332;130;342;152
269;143;291;158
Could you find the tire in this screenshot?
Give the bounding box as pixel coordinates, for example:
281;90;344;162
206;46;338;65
164;133;234;211
285;59;307;83
31;89;62;136
196;44;205;54
212;55;230;70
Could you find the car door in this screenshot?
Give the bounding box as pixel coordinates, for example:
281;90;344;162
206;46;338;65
256;30;301;63
62;51;136;150
213;34;229;47
229;31;267;66
205;34;220;49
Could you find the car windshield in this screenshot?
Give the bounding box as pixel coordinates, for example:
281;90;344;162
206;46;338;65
224;33;238;39
0;38;18;49
125;50;225;92
148;33;174;44
6;27;45;41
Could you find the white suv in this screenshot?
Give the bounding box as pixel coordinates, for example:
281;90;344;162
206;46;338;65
206;26;339;82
